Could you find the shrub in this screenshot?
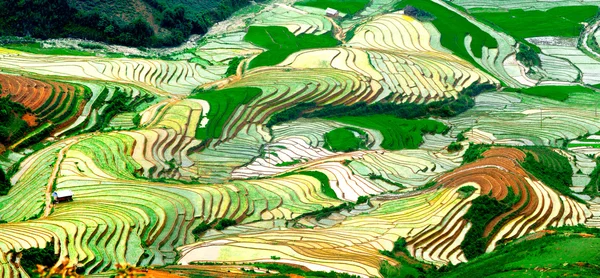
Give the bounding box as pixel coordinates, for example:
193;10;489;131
447;141;463;152
404;5;436;21
132;113;142;127
392;237;409;254
368;174;405;189
225;56;244;76
356;196;369;204
214;218;237;230
192;221;211;238
462;143;490;165
417;181;437;191
457;185;476;198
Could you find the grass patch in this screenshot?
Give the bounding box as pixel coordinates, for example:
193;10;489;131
395;0;498;64
275;159;303;167
298;171;338;200
244;26;339;69
294;0;370;15
250;263;360;278
3;42;96;56
437;228;600;278
473;6;600;40
379;237;430;278
514;85;595;102
327;116;448;150
324;127;366;152
189;87;261;140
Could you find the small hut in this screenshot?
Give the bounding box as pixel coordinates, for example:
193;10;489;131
52;190;74;203
326;8;340;18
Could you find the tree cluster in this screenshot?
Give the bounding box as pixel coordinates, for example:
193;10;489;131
460;194;513;259
0;97;29;145
266;83;496;128
20;243;59;276
0;0;263;47
404;5;436;21
516;44;541;68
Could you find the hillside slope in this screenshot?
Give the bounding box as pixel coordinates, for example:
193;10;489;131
0;0;260;47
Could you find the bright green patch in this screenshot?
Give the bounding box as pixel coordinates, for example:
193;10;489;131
324;127;366;152
473;6;600;39
189;87;261;140
294;0;370;15
327;115;448;150
298;171;338;200
3;43;96;56
516;85;595;101
275;159;303;167
395;0;498;62
244;26;339;69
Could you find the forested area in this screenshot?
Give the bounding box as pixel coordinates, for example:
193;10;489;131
0;166;10;196
0;97;29;146
0;0;262;47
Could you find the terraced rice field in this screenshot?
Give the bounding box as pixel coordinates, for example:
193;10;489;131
178;148;589;277
1;0;600;277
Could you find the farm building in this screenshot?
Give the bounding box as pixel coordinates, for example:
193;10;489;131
52;190;74;203
326;8;339;17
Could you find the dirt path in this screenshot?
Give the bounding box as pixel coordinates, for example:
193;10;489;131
42;133;96;218
327;17;346;43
